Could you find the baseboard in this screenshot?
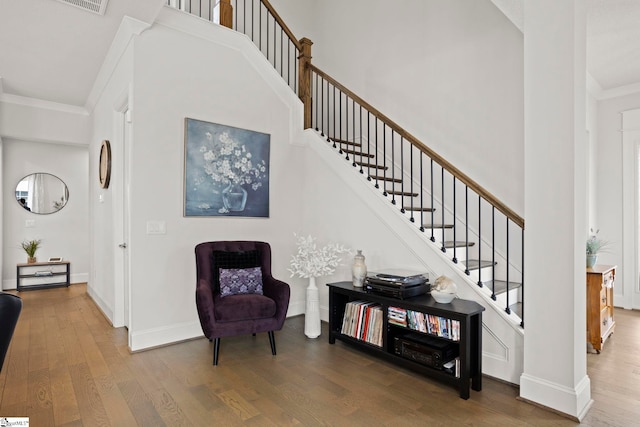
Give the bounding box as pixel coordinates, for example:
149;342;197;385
86;285;114;322
519;373;592;420
71;273;88;283
129;321;204;352
287;301;329;322
287;300;305;317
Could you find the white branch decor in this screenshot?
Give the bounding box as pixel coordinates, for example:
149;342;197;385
289;234;352;279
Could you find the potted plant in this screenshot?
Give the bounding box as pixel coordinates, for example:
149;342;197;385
21;239;41;264
586;229;609;268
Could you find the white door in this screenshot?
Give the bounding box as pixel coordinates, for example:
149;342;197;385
114;106;131;330
123;108;131;328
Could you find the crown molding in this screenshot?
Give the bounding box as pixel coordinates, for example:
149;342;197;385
0;92;88;115
597;82;640;101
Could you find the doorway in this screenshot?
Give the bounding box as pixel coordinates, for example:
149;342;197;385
113;96;131;335
621;108;640;309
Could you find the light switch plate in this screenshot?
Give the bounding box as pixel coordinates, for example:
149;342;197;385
146;220;166;235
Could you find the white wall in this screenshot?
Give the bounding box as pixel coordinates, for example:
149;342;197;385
0;92;91;290
0;96;90;146
88;29;136;323
1;138;89;289
87;8;308;349
273;0;524;216
597;92;640;308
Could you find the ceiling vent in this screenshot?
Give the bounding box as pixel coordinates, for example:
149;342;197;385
55;0;109;15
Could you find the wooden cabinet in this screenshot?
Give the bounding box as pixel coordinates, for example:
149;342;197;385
327;281;484;399
17;261;70;291
586;265;616;353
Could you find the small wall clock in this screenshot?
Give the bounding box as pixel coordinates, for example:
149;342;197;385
99;140;111;189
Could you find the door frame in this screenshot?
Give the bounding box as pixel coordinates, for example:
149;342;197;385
113;88;132;331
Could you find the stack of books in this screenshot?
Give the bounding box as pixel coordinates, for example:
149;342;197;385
341;300;383;347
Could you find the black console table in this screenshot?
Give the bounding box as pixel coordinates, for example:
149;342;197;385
16;261;70;291
327;281;485;399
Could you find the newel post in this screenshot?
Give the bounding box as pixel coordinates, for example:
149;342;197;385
220;0;233;29
298;37;313;129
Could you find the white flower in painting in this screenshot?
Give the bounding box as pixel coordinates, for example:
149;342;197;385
197;130;267;191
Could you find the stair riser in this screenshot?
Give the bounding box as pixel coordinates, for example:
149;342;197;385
466;265;494;282
493;288;522;308
443;247;471;262
425;228;451;243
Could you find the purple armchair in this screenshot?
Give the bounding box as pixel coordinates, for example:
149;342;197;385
195;241;290;365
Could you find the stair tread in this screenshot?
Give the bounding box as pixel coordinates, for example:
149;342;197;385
369;175;402;183
463;259;496;270
483;279;522;294
423;223;454;229
403;206;435;212
443;241;476;248
356;161;387;170
342;148;375;158
386;190;418;197
330;138;361;147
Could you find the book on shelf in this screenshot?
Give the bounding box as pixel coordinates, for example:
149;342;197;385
388;307;460;341
341;300;383;347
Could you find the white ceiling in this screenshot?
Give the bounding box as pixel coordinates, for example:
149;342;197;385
1;0;639;108
492;0;640;93
0;0;165;107
586;0;640;90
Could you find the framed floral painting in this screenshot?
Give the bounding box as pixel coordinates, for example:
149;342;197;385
184;118;270;217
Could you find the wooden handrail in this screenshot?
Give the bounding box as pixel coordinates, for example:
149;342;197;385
259;0;302;51
310;64;524;229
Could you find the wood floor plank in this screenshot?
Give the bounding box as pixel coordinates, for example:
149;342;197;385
217;389;261;421
67;362;111;427
92;374;139;426
49;366;81;426
2;284;640;426
26;367;53;412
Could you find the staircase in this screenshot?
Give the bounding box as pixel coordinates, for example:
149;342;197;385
166;0;525;329
324;135;524;322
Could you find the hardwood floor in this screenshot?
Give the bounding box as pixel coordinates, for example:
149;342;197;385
1;284;638;426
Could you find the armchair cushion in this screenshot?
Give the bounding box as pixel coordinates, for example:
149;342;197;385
214;293;276;322
211;249;261;292
219;266;263;297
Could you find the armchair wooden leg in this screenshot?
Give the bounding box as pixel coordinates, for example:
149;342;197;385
213;338;220;365
268;331;276;355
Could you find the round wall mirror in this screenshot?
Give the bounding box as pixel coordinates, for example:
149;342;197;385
15;173;69;215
